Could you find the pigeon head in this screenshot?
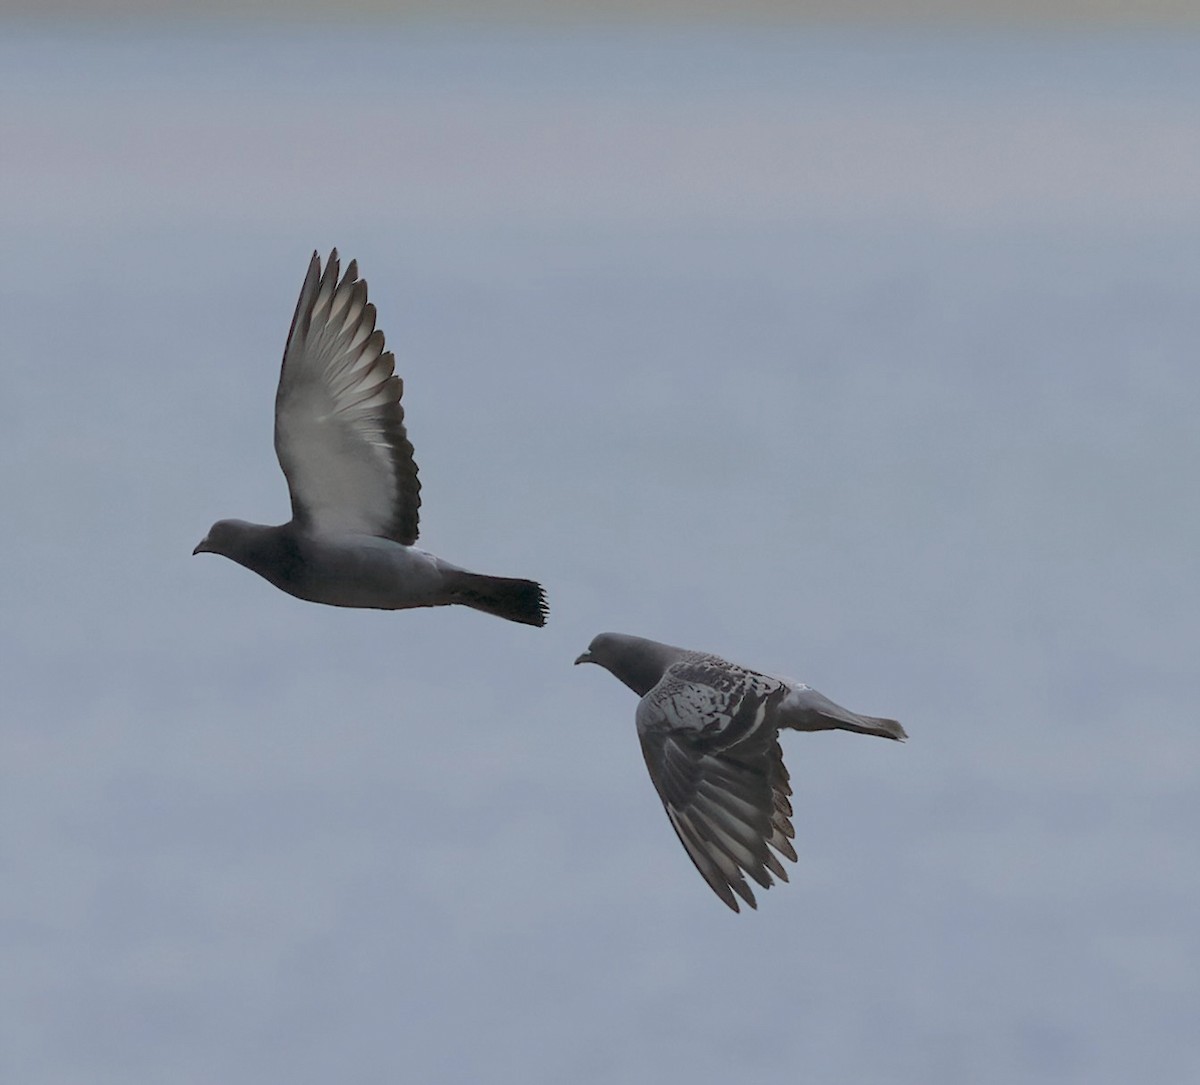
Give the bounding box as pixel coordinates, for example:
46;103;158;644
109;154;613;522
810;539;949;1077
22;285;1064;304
192;518;255;558
193;521;307;595
574;632;685;697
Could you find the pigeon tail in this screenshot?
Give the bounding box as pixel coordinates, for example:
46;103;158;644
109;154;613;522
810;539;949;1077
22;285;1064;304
831;712;908;742
446;570;548;627
782;686;907;741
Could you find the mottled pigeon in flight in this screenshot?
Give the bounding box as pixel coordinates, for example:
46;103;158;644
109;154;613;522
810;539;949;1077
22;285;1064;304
194;250;547;627
575;633;905;911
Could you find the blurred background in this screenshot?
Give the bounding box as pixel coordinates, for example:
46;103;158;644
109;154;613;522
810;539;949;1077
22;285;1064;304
2;4;1199;1084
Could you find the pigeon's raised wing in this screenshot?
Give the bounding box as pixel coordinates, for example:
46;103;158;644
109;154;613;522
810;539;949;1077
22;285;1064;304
274;250;420;544
636;657;797;912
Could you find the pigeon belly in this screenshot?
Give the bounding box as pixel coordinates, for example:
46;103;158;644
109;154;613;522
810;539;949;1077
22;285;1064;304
288;533;451;610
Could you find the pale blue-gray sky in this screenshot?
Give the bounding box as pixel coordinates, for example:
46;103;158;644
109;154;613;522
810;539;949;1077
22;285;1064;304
4;1;1200;22
2;22;1198;1085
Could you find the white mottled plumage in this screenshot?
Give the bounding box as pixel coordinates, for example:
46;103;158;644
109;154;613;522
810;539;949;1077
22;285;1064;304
576;633;906;912
194;251;547;627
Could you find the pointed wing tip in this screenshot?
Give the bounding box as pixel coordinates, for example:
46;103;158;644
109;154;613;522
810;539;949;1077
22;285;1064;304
711;877;745;913
731;882;758;911
315;248;340;287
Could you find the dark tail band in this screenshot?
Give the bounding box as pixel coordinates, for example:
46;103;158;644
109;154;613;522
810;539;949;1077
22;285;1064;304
450;572;548;627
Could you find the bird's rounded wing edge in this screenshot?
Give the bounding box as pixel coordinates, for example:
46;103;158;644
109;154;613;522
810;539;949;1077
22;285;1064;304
273;250;421;544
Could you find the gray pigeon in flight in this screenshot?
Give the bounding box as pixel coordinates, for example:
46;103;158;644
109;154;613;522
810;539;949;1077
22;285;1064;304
194;250;547;627
575;633;905;911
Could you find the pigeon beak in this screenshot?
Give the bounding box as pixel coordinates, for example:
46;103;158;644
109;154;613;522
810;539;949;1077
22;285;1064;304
574;651;593;666
192;538;210;556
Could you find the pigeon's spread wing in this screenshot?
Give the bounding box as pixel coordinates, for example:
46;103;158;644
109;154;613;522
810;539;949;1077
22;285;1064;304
636;658;797;912
274;250;421;544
